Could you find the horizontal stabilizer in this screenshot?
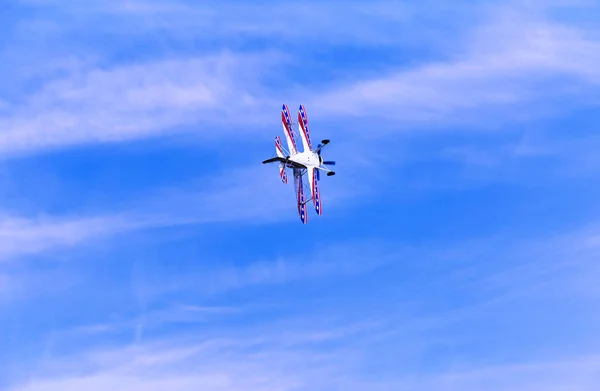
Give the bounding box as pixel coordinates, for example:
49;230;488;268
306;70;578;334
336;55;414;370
262;156;307;170
262;157;286;164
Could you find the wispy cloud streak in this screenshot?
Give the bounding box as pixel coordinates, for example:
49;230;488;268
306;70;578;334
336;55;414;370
312;4;600;126
0;161;362;262
4;1;598;158
0;52;282;156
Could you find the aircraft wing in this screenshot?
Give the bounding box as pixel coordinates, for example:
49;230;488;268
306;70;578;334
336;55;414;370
281;104;298;154
294;168;308;224
297;104;313;152
275;135;286;158
275;136;288;183
307;167;322;215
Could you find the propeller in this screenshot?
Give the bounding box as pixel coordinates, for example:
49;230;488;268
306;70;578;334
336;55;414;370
313;139;335;179
314;139;330;155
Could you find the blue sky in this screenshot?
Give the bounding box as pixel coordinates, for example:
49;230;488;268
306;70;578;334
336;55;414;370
1;0;600;389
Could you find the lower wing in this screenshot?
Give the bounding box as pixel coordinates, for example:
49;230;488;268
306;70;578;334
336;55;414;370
307;167;322;215
294;168;308;224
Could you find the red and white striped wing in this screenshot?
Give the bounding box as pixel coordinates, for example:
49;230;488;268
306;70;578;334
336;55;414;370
297;104;313;152
281;104;298;155
275;136;288;184
308;167;322;215
294;169;308;224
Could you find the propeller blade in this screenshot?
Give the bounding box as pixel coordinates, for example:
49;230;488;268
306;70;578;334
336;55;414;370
323;161;336;165
314;140;330;155
316;169;320;181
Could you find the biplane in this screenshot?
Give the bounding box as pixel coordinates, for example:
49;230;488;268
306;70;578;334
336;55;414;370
262;104;336;224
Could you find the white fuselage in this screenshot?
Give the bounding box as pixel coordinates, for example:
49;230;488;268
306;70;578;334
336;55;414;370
289;150;322;168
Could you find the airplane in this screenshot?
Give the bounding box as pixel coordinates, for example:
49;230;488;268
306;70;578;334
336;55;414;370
262;104;336;224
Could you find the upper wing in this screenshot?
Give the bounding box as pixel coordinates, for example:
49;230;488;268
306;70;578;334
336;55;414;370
307;167;322;215
297;104;313;152
275;136;288;183
281;104;298;155
275;136;286;158
294;168;308;224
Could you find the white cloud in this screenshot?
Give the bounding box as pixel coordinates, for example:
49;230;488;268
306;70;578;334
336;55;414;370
0;214;134;261
0;51;281;156
15;0;417;46
6;304;387;391
7;318;600;391
9;333;337;391
310;5;600;127
393;356;600;391
3;0;598;159
134;239;396;301
4;200;600;391
473;225;600;300
0;161;362;263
